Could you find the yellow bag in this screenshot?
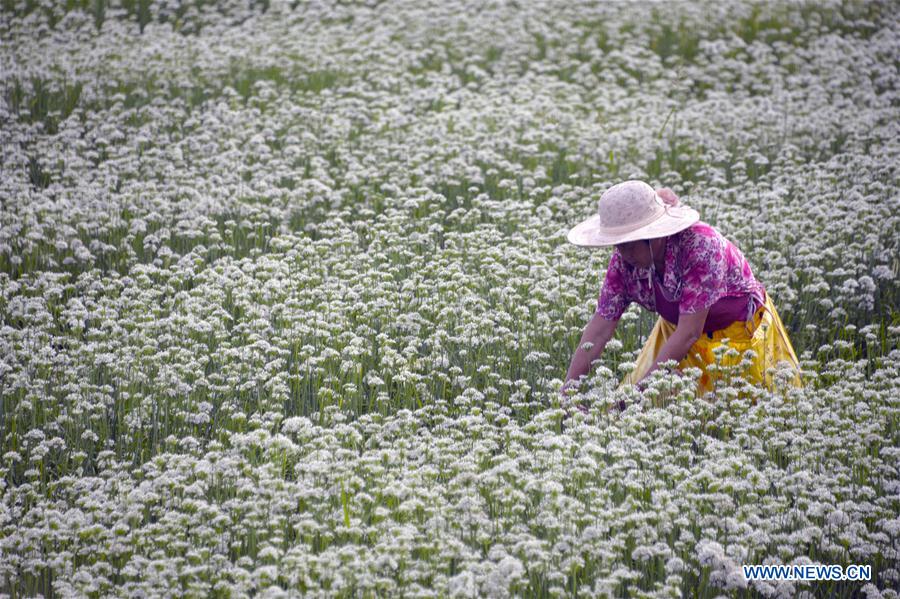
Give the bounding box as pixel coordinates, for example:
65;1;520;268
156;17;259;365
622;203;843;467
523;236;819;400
621;293;803;397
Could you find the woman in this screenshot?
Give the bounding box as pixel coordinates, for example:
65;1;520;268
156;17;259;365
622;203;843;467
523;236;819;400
561;180;802;407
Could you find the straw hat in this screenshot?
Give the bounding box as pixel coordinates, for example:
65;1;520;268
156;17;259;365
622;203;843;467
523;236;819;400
567;180;699;247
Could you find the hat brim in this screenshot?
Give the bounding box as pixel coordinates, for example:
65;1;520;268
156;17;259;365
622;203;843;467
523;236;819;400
567;206;700;247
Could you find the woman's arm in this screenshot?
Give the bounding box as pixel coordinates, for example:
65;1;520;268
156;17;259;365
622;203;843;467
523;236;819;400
636;306;709;386
562;311;619;392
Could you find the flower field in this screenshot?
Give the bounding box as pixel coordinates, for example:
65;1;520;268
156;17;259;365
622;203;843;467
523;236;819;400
1;0;899;597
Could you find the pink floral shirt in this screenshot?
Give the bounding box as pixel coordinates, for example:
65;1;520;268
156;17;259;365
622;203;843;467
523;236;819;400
596;222;765;324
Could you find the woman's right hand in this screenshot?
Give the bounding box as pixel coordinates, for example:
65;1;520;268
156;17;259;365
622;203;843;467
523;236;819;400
559;380;589;418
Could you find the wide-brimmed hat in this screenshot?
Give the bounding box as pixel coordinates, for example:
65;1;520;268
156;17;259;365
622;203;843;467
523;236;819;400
567;180;699;247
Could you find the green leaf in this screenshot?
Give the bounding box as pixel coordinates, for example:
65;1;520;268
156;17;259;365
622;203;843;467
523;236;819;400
341;480;351;528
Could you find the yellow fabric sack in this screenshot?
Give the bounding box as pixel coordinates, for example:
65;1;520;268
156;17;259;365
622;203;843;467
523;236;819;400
621;293;803;396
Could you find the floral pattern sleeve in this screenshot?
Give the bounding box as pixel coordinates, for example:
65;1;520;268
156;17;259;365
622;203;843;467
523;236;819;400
596;251;630;320
678;227;729;314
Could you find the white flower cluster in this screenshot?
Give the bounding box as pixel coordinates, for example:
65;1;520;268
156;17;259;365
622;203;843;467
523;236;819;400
1;359;898;596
